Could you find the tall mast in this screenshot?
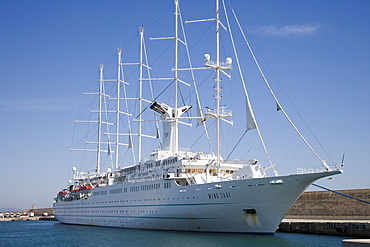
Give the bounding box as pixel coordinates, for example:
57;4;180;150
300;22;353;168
182;0;232;168
173;0;179;155
138;27;144;162
115;48;122;170
97;63;104;173
215;0;221;172
149;0;193;156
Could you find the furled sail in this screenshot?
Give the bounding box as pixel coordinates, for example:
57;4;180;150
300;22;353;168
276;101;282;111
246;96;256;130
196;97;205;126
128;131;133;149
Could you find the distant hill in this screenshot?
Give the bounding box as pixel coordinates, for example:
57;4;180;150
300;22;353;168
0;208;23;212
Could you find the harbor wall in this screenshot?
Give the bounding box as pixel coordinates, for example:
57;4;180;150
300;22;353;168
24;208;53;216
285;188;370;220
278;188;370;237
0;208;54;221
278;220;370;238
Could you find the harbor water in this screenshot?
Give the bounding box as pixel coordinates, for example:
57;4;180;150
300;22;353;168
1;220;353;247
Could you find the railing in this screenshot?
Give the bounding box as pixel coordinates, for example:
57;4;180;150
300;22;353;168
205;108;232;118
204;60;232;70
297;165;341;174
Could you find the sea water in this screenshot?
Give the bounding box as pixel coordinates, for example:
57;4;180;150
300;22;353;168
0;220;351;247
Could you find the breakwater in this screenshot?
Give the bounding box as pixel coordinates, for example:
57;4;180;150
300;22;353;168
285;188;370;220
278;188;370;237
0;216;57;222
278;219;370;237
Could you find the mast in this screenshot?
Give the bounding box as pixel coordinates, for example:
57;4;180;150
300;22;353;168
149;0;193;156
182;0;232;172
173;0;180;155
97;63;104;173
215;0;221;172
115;48;122;170
138;27;144;162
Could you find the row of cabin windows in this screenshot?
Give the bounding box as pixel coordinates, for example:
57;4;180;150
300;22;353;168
164;182;171;189
110;188;122;194
93;182;168;196
55;195;202;214
184;169;236;174
93;190;108;196
130;186;140;192
141;183;160;191
123;157;179;174
208;192;231;199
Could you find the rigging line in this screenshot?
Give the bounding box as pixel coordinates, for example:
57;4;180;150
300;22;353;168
237;19;334;164
143;37;161;145
103;51;118;67
182;71;214;102
122;32;139;49
189;119;215;150
177;20;214;66
121;62;136;164
68;86;90;180
145;1;173;29
220;121;230;159
222;0;274;169
149;39;173;68
76;70;100;120
231;8;330;171
124;62;140;83
101;77;114;169
226;130;247;160
135;79;175;119
265;64;334;164
179;5;212;152
178;84;191;123
312;184;370;205
70;69;99;166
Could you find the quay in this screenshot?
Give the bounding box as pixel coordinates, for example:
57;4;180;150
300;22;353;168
0;207;56;222
278;219;370;237
277;188;370;239
0;216;57;222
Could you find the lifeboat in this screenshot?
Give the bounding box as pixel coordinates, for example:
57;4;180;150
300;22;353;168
81;185;93;190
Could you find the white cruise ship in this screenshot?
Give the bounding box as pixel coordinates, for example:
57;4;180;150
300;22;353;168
53;0;342;234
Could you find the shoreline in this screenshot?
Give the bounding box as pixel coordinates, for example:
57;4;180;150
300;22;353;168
0;216;57;222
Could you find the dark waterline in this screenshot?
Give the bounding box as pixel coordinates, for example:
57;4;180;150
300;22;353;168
1;221;352;247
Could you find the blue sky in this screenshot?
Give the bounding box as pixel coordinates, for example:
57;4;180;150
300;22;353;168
0;0;369;210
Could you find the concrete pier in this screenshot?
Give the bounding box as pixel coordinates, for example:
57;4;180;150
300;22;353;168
0;216;40;222
0;216;57;222
277;188;370;237
278;219;370;237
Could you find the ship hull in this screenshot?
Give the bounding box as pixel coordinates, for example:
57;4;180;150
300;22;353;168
54;170;340;233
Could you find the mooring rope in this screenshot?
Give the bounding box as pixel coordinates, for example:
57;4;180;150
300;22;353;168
312;183;370;205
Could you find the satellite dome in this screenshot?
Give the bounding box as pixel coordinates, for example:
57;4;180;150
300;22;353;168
204;54;210;61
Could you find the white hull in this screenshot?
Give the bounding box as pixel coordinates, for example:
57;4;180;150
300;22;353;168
54;170;339;233
54;1;343;234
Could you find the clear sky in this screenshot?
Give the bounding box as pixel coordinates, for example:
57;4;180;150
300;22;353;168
0;0;369;210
